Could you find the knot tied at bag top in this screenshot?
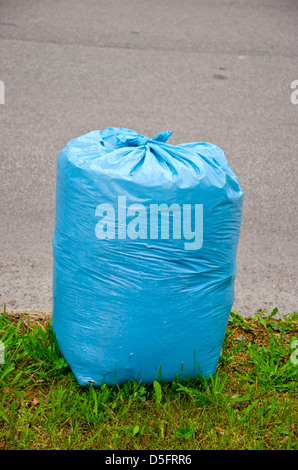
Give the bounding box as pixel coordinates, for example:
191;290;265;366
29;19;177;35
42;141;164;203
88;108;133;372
100;128;173;149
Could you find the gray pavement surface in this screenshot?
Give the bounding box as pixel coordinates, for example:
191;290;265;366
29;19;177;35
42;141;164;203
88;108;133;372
0;0;297;317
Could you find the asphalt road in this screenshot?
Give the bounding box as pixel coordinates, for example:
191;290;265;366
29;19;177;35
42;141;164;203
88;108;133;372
0;0;297;317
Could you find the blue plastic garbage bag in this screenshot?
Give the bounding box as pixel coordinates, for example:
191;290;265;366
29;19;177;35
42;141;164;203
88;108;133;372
52;128;243;386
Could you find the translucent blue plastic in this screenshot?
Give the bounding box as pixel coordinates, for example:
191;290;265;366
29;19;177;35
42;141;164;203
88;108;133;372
52;128;243;386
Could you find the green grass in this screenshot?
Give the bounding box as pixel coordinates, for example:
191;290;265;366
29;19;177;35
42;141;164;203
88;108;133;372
0;306;297;450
